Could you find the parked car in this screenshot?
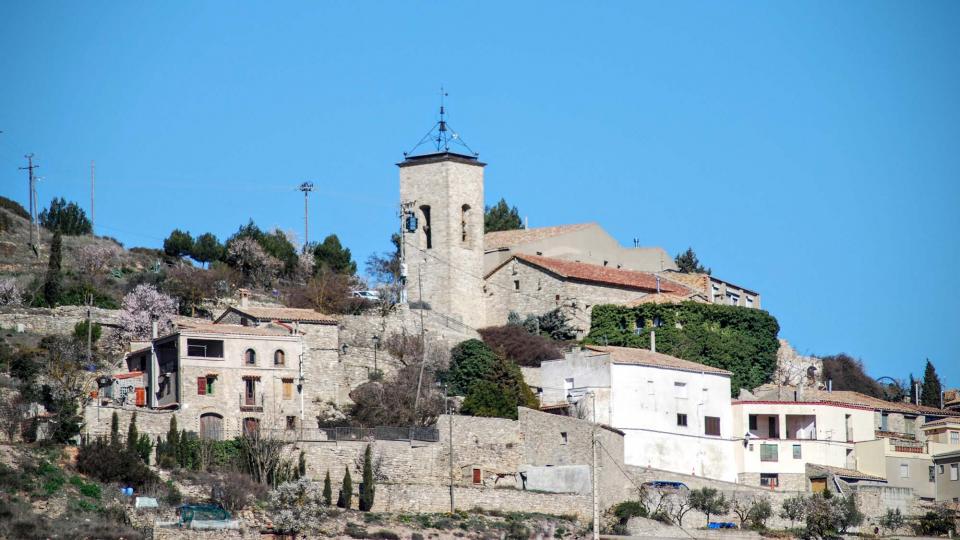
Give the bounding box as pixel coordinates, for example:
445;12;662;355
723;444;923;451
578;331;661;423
352;290;381;300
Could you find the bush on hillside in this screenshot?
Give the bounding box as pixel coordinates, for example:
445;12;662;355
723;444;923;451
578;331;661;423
821;354;883;398
77;438;159;489
0;195;30;220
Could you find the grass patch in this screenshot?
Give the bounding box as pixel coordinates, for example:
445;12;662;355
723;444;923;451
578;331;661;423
42;475;66;495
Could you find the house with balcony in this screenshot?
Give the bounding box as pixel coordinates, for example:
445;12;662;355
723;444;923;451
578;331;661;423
538;345;737;481
732;393;875;491
123;322;306;438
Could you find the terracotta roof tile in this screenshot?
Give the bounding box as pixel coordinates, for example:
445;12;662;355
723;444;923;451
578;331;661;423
585;345;732;375
484;223;596;250
807;464;886;482
746;384;960;417
510;254;688;294
224;306;337;324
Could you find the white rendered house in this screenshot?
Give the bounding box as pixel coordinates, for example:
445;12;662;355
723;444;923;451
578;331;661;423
539;345;737;482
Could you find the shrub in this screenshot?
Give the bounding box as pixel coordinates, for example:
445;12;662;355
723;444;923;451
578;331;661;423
344;522;368;539
478;324;563;367
910;505;956;536
689;487;729;526
370;530;399;540
0;196;29;220
76;438;159;489
746;497;772;530
212;472;268;513
879;508;904;535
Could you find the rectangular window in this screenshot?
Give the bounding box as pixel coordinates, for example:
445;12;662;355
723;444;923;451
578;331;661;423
880;413;889;431
197;377;207;395
560;432;568;445
905;416;916;435
206;376;215;395
564;378;574;392
186;339;224;358
951;432;959;444
282;379;294;400
939;464;945;474
930;466;936;482
760;473;779;487
951;464;959;481
768;417;779;439
727;292;739;306
900;463;910;479
472;468;482;485
674;382;688;398
647;380;655;396
513;280;520;291
677;414;688;427
793;444;802;459
705;416;721;436
749;415;758;431
746;296;754;307
760;443;778;462
286;416;296;430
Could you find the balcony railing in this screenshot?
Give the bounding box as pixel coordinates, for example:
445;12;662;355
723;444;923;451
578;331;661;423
239;392;264;412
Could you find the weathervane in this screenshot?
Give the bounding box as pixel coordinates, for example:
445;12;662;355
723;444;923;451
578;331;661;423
404;87;478;157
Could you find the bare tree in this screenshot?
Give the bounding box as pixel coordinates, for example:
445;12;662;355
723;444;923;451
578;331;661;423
238;422;296;487
670;491;695;527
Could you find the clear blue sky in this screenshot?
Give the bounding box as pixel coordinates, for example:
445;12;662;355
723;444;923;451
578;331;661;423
2;2;958;387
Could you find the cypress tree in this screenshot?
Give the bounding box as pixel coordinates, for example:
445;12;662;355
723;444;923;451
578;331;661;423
42;231;62;306
110;411;119;445
166;416;179;463
127;412;139;452
359;444;376;511
338;466;353;509
908;374;917;404
921;360;943;408
178;428;191;468
322;470;332;506
297;451;306;479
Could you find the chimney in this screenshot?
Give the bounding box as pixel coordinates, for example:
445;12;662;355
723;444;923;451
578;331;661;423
650;330;656;353
151;320;159;339
239;288;250;308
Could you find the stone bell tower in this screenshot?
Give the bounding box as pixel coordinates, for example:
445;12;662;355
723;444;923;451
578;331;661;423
398;106;485;329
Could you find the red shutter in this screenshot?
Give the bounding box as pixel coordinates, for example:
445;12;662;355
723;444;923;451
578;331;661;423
197;377;206;395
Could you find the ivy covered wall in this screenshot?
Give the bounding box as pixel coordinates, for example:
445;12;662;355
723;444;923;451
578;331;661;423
584;303;780;394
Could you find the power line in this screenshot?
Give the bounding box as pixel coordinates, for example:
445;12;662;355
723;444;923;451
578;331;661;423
18;154;40;255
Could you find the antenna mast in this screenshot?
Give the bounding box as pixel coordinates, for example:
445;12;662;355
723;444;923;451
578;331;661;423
298;182;315;253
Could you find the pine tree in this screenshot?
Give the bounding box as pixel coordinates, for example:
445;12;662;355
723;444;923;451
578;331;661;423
323;470;333;506
484;198;522;232
921;360;943;408
127;412;139;452
674;247;710;275
359;444;376;511
338;466;353;509
42;232;63;306
313;234;357;275
110;411;120;445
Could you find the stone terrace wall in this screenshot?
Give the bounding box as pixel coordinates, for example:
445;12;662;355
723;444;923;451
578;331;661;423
375;483;590;519
0;305;121;334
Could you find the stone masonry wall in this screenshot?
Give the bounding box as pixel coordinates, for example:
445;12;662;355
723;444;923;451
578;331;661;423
0;305;121;334
374;483;590;519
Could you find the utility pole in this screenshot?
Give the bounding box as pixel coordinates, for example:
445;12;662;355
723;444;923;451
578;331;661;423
90;161;95;234
446;383;454;513
19;154;39;251
413;264;427;417
590;391;599;540
398;201;414;304
298;182;314;252
86;296;93;365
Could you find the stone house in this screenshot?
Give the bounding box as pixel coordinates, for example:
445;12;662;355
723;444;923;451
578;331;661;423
123;323;306;437
537;345;737;481
664;271;762;309
484;254;696;337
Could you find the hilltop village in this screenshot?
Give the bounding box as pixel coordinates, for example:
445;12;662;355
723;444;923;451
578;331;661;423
0;138;958;538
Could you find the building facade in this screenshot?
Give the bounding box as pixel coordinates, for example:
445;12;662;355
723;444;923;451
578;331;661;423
538;345;737;481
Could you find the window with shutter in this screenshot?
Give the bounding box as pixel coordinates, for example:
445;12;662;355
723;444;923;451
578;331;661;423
197;377;207;395
704;416;721;436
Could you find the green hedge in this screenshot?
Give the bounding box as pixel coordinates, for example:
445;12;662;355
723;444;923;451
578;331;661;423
584;302;780;394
